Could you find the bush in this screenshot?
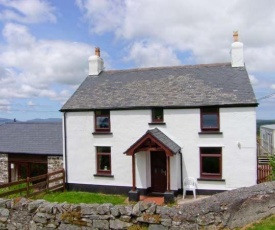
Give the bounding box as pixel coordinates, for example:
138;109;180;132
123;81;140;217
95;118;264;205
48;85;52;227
269;155;275;180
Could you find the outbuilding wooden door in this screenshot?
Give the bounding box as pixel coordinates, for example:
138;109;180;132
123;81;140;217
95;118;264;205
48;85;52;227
151;151;167;193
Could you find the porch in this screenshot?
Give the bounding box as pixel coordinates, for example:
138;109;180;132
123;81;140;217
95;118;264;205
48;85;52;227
124;128;182;203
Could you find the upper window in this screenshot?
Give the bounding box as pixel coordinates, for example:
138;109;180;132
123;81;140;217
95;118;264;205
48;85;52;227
96;146;111;175
152;108;164;123
95;110;110;132
201;107;219;131
200;147;222;179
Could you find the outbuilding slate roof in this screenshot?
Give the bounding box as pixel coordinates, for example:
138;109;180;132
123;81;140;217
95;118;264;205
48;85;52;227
0;122;62;155
61;63;257;111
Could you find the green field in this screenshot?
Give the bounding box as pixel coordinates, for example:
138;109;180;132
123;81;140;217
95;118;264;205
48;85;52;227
41;191;127;205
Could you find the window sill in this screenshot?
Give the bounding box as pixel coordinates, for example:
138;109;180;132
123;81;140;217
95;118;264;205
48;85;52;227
197;178;225;182
94;174;114;178
92;132;113;135
148;122;166;125
198;131;223;135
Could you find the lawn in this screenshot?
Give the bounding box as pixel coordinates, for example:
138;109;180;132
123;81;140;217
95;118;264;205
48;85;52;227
41;191;127;205
241;215;275;230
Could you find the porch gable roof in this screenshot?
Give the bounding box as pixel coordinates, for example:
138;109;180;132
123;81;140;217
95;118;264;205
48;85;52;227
124;128;181;156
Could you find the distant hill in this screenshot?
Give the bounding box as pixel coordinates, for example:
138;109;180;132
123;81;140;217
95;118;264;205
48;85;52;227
0;118;61;124
27;118;62;122
0;118;14;124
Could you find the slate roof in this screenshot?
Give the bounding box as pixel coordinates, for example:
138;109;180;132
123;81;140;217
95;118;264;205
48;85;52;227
61;63;257;111
147;128;181;154
0;122;62;155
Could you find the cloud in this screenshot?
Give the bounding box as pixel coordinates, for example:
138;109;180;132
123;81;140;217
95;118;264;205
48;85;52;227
249;75;259;86
271;84;275;90
27;101;35;106
77;0;275;72
0;99;10;111
0;0;56;24
126;40;180;67
76;0;125;35
0;23;94;103
2;22;36;47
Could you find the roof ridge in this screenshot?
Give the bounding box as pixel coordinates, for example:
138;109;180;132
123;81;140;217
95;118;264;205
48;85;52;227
104;62;231;74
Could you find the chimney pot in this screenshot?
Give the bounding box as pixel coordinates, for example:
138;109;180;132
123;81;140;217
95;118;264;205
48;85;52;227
95;47;100;57
233;31;239;42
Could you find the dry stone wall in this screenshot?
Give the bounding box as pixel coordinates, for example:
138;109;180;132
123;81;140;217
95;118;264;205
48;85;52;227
48;156;63;187
1;181;275;229
0;154;8;183
48;156;63;172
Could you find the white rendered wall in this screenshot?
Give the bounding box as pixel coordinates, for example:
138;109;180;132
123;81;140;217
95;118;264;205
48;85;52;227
64;106;257;192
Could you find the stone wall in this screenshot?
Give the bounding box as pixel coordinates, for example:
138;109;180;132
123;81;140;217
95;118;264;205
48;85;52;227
48;156;63;188
48;156;63;172
0;154;8;183
1;181;275;229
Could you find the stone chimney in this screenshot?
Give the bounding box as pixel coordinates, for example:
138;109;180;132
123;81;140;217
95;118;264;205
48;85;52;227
88;47;104;75
231;31;244;67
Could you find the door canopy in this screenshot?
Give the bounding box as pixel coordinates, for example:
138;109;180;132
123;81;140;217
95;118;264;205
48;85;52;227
124;128;181;157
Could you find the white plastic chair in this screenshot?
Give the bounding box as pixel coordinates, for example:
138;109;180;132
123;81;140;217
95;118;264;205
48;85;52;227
183;177;197;199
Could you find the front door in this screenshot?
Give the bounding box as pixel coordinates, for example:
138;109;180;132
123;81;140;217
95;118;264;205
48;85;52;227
151;151;167;193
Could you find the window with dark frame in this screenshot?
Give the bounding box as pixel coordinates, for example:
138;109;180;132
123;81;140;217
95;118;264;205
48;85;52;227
200;147;222;179
152;108;164;122
95;110;110;132
201;107;219;131
96;146;111;175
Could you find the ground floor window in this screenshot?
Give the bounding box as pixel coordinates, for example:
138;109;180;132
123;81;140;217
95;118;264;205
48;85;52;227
96;147;111;175
200;147;222;179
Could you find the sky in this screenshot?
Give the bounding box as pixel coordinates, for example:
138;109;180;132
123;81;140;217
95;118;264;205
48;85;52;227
0;0;274;121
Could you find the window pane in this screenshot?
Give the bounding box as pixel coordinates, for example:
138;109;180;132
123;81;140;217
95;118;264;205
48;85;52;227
152;108;163;121
96;110;109;116
97;147;110;153
201;147;220;154
96;116;109;129
99;155;110;171
202;114;218;128
202;157;220;174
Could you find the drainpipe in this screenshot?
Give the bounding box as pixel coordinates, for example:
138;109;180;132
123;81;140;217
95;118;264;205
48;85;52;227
179;150;183;192
63;112;68;185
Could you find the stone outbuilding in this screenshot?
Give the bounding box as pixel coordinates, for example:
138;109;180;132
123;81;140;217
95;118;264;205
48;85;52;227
0;122;63;183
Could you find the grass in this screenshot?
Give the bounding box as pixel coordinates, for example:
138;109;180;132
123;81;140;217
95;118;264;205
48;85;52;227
240;215;275;230
41;191;127;205
0;183;28;198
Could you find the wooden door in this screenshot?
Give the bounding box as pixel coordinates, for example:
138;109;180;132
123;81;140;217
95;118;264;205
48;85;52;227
18;163;28;180
151;151;167;193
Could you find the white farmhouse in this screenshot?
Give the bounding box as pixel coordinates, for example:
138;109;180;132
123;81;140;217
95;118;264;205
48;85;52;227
61;33;258;202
